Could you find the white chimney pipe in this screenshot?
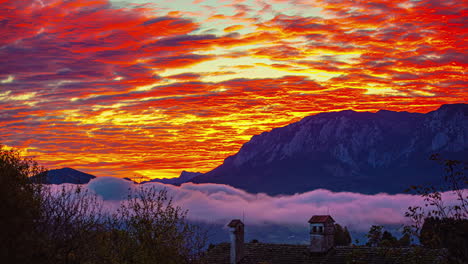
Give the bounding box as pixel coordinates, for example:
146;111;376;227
227;219;244;264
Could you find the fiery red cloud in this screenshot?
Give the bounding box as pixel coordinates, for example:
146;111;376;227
0;0;466;179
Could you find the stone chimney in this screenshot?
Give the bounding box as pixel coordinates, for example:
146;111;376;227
227;219;244;264
309;215;335;253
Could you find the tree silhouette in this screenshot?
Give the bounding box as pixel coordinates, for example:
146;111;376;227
0;145;207;264
0;145;46;263
334;223;352;246
366;225;383;247
380;231;398;247
405;154;467;263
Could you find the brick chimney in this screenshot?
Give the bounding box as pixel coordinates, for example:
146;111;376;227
309;215;335;253
227;219;244;264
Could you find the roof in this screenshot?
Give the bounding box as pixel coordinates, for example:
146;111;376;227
308;215;335;223
204;243;446;264
228;219;244;228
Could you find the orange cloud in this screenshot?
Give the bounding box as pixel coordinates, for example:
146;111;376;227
0;0;465;179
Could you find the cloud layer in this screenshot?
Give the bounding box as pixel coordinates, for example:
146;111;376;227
1;0;466;179
84;177;462;232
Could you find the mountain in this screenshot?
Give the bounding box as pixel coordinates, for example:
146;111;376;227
32;167;96;184
191;104;467;195
123;177;136;183
143;170;202;185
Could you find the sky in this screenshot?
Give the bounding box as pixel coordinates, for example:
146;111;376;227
1;0;466;180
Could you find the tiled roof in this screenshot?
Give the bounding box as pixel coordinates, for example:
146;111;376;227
228;219;244;227
308;215;335;223
204;243;446;264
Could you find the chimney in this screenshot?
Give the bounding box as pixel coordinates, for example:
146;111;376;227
308;215;335;253
227;219;244;264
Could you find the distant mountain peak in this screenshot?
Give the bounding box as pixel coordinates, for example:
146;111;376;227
143;170;202;185
192;104;467;195
31;167;96;184
438;103;468;110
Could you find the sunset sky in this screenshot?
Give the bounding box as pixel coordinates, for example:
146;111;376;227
1;0;466;180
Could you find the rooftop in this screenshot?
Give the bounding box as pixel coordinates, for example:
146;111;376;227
308;215;335;224
205;242;446;264
228;219;244;228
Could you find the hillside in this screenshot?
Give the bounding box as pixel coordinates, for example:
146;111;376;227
192;104;467;195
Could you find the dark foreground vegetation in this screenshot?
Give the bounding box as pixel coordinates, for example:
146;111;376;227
0;145;207;264
403;155;468;263
362;154;468;263
1;144;466;264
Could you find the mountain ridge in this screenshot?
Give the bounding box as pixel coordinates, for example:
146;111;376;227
191;104;467;195
32;168;202;186
31;167;96;184
142;170;202;185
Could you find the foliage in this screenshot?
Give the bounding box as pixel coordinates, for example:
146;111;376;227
419;217;468;263
334;223;352;246
379;231;397;247
398;226;411;247
365;225;410;248
404;154;467;263
405;154;467;229
343;226;352;246
365;225;383;247
0;145;46;263
107;187;208;264
0;145;207;264
37;185;106;264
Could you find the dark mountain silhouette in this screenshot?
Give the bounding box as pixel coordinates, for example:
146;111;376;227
191;104;467;195
123;177;136;183
32;167;96;184
142;170;202;185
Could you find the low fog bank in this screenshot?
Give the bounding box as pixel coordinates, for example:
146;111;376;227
61;176;461;234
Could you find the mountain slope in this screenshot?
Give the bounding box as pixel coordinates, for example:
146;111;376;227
32;167;96;184
143;171;202;185
191;104;467;195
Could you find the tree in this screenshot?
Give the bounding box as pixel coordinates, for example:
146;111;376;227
366;225;383;247
405;155;467;227
397;226;411;247
365;226;404;248
0;145;207;264
37;185;106;264
419;217;468;262
334;223;352;246
405;154;467;263
107;187;207;264
0;145;46;263
380;231;398;247
343;226;352;246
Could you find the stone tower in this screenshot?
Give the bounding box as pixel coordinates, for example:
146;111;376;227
309;215;335;253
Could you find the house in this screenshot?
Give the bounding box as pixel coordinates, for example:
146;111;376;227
204;215;447;264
